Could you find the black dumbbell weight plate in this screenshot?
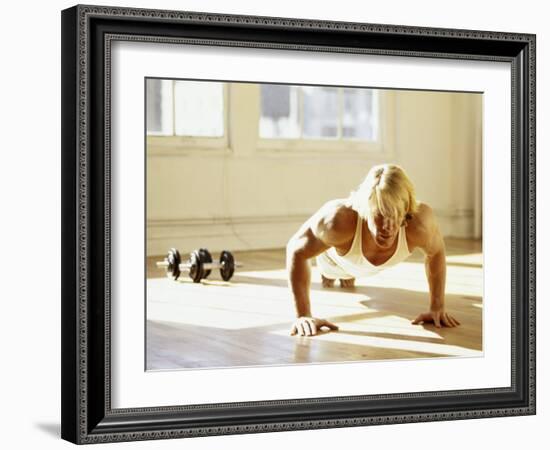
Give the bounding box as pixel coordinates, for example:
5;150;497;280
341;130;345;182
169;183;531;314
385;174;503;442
167;248;181;280
188;250;205;283
219;250;235;281
199;248;213;279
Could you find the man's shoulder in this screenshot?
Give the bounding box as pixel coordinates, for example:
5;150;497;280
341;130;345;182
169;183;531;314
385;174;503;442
410;202;435;225
314;199;357;245
406;202;437;244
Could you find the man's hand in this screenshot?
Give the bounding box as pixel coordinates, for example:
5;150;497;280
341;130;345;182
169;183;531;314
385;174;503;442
290;317;339;336
412;309;460;328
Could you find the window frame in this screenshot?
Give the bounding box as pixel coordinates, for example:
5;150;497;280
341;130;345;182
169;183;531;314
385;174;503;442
257;88;395;156
146;81;230;156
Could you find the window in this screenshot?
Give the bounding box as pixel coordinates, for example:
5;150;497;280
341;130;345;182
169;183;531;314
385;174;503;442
146;79;225;139
259;84;380;145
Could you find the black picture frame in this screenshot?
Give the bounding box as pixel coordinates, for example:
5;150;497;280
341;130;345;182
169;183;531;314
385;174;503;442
61;4;536;444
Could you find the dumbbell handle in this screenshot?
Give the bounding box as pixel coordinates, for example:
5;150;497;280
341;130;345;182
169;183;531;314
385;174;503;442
179;261;243;270
157;260;243;270
180;262;219;270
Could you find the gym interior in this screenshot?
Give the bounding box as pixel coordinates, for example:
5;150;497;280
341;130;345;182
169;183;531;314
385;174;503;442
145;80;483;370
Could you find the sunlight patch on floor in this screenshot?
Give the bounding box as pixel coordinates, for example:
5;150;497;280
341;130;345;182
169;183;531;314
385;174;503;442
236;269;290;280
148;302;290;330
147;277;375;330
446;253;483;265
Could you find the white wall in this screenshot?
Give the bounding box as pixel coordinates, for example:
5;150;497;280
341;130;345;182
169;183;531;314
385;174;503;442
1;0;546;449
394;91;482;238
147;87;482;255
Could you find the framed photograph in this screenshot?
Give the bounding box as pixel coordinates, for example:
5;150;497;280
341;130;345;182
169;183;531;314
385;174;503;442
61;4;536;444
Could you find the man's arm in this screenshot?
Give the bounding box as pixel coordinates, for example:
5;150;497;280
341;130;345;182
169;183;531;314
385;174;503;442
410;205;461;328
286;202;353;336
286;227;326;317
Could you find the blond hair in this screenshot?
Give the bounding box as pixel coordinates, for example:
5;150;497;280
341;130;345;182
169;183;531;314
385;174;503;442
349;164;418;222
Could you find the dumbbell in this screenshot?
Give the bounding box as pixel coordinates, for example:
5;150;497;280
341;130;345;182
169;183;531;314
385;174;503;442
156;248;241;283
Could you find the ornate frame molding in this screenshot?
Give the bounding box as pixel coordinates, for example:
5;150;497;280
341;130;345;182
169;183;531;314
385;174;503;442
61;5;536;444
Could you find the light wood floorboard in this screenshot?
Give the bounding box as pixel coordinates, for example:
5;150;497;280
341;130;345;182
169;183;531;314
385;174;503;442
146;238;483;370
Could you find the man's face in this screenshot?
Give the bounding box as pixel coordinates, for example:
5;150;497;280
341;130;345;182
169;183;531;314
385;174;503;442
367;213;401;249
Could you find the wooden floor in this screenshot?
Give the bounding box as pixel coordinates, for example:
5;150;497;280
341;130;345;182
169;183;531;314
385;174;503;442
146;238;483;370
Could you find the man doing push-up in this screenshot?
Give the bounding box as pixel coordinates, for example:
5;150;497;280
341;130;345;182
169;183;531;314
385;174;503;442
286;163;460;337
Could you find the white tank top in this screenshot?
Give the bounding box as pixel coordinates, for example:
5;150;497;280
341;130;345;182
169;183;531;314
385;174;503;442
325;214;411;278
